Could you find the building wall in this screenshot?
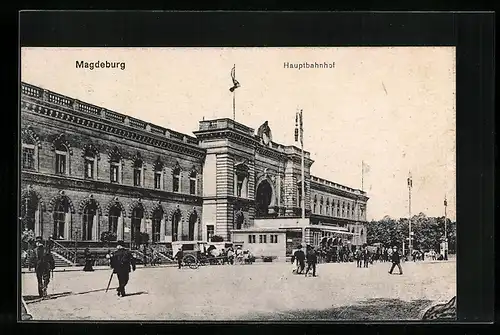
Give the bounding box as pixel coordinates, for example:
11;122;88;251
21;83;204;243
232;231;286;260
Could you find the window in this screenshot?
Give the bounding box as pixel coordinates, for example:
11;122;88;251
82;203;97;241
108;205;121;235
189;170;197;195
133;160;142;187
53;201;66;239
342;203;345;217
270;235;278;243
313;195;317;213
336;202;340;217
259;234;267;243
173;166;181;192
154;171;162;189
55;152;66;174
131;207;144;242
207;225;215;242
152;209;163;243
320;197;324;215
248;235;256;243
22;146;35;170
84;158;94;179
110;164;119;183
21;194;37;232
235;164;249;198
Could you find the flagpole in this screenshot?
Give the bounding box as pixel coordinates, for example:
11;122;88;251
233;64;236;120
408;171;413;257
361;161;364;192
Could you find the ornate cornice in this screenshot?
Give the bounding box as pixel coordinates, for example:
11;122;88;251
21;98;206;160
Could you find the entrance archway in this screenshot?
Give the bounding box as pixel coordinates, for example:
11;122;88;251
256;180;273;216
188;211;197;241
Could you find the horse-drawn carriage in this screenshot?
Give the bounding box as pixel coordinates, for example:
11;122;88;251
172;241;233;269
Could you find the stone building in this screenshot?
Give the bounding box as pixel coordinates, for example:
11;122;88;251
20;82;368;260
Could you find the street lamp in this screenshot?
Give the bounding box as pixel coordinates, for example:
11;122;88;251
444;195;448;260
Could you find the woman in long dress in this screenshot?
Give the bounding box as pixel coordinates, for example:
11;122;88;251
83;248;94;271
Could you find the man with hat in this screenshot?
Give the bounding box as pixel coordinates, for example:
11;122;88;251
304;244;318;277
388;246;403;275
33;237;55;298
110;240;136;297
291;244;306;274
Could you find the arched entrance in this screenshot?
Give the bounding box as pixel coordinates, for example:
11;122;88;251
256;180;273;216
188;211;198;241
234;210;244;229
172;209;181;242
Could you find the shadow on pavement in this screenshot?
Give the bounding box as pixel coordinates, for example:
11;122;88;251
246;298;434;321
123;291;148;297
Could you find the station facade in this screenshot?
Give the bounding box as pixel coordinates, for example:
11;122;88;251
20;82;368;258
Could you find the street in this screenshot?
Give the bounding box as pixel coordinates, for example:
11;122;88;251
21;259;456;321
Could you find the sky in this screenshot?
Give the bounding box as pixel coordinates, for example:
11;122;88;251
21;47;456;221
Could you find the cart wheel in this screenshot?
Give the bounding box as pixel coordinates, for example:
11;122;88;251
183;255;199;269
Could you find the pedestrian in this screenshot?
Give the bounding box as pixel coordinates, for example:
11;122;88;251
227;247;235;265
174;247;184;269
388;246;403;275
110;240;136;297
363;247;370;268
34;238;55;298
291;245;306;274
83;248;94;271
355;248;362;268
304;245;318;277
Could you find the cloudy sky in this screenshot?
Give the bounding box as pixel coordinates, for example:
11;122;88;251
21;47;456;221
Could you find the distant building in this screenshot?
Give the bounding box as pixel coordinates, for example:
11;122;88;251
20;82;368;261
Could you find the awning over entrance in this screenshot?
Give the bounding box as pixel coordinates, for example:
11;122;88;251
311;225;359;236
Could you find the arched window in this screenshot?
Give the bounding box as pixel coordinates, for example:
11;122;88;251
188;210;198;240
131;206;143;243
55;142;70;175
82;201;97;241
133;158;143;187
153;158;163;190
336;200;340;217
22;131;38;171
313;195;317;213
326;199;330;216
21;193;38;233
83;146;98;179
342;202;345;217
109;147;122;184
347;203;351;219
173;166;181;193
189;170;197;195
352;203;355;219
172;209;181;242
53;199;70;239
108;205;121;235
152;209;163;243
235;164;249;198
319;196;324;215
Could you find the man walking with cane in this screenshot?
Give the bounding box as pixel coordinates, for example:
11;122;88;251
110;240;136;297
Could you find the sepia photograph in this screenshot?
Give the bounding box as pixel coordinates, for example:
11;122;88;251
20;46;456;321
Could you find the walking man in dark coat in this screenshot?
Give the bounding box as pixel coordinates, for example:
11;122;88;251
110;241;136;297
388;246;403;275
304;245;318;277
291;245;306;274
174;247;184;269
33;238;55;298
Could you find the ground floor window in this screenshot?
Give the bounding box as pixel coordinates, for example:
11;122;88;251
259;235;267;243
248;235;256;243
270;235;278;243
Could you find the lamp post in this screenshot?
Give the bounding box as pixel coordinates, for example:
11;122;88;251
407;172;413;257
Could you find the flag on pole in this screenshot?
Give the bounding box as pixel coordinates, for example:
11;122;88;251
407;172;413;188
444;196;447;207
229;65;240;92
362;161;371;174
299;110;303;145
294;112;299;142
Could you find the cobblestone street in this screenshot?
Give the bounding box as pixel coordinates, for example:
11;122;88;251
21;260;456;321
